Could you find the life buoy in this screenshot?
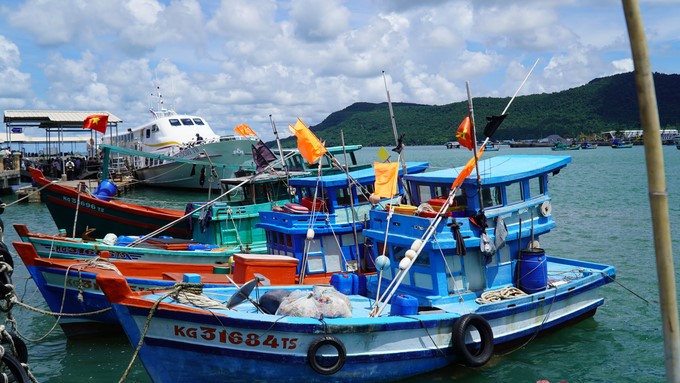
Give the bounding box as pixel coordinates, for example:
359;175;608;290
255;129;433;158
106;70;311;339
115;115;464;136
307;335;346;375
539;201;552;217
452;314;494;367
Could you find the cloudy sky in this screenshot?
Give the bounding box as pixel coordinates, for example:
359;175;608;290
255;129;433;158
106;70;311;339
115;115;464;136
0;0;677;141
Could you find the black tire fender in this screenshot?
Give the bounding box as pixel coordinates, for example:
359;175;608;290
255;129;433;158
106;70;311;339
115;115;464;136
0;241;13;270
2;331;28;365
452;314;494;367
0;348;29;383
307;335;346;375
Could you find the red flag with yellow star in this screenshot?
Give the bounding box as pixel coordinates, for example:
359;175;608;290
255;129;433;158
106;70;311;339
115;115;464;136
83;114;109;134
455;114;474;151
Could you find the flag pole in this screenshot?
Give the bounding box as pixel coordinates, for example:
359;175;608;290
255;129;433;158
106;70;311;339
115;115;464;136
269;115;290;182
622;1;679;380
382;71;412;204
465;81;485;210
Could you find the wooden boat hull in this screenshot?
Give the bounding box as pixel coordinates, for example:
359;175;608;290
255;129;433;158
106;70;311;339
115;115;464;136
98;257;614;383
13;241;298;337
29;167;191;238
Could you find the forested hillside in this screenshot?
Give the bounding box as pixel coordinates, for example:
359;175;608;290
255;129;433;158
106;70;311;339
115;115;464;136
275;72;680;147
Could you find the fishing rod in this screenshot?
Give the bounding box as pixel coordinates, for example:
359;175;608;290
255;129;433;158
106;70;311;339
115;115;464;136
372;60;540;317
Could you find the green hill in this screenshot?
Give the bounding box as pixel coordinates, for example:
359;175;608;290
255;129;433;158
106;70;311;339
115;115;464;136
275;72;680;147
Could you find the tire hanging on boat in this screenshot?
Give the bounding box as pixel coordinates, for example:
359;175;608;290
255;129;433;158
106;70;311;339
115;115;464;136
0;350;29;383
307;335;346;375
451;314;494;367
0;241;13;270
1;330;28;365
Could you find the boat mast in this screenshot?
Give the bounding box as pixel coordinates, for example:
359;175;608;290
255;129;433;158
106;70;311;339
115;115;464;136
622;1;680;380
269;115;290;183
466;81;485;210
382;71;412;203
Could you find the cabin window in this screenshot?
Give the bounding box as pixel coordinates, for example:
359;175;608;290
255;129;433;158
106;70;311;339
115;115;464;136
225;186;245;203
285;234;292;247
335;188;352;206
357;184;374;203
181;118;194;125
417;185;432;202
287;156;304;171
145;129;151;139
528;177;544;199
152;124;159;132
193;118;205;125
169;119;181;126
481;186;502;208
505;182;522;205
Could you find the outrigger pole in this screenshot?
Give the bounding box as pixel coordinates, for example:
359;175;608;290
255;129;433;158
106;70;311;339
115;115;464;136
372;60;539;317
383;71;412;203
622;1;679;380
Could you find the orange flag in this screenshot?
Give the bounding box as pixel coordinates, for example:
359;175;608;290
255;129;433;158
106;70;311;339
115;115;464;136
373;162;399;198
456;114;474;151
452;146;485;189
234;123;257;137
83;114;109;134
288;118;327;164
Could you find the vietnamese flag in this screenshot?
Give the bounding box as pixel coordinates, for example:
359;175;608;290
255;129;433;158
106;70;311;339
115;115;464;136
455;114;474;151
83;114;109;134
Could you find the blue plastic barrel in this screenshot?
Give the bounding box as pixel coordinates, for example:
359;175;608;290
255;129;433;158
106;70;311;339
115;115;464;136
330;273;354;295
93;180;118;202
518;248;548;294
390;294;418;316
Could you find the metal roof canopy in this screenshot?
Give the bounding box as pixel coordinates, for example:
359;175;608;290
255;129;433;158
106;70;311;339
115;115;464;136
3;110;122;130
2;110;124;162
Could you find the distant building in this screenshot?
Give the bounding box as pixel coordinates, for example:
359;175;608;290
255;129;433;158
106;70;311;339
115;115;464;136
602;129;678;141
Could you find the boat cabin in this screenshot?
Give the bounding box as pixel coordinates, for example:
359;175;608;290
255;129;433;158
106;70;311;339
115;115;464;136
364;155;572;306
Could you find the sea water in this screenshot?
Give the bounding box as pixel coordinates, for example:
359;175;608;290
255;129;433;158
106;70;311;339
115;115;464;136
1;145;679;383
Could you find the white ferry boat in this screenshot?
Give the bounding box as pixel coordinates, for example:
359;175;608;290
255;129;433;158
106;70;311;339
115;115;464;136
102;106;256;190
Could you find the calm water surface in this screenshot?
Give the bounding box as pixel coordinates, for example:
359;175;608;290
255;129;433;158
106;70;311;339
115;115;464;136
2;145;679;383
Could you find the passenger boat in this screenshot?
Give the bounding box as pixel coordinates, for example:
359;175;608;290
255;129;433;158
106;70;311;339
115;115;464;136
96;154;616;383
102;104;257;191
12;241;299;337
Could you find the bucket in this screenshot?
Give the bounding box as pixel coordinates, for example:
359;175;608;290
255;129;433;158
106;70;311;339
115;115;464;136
390;294;418;316
518;248;548;294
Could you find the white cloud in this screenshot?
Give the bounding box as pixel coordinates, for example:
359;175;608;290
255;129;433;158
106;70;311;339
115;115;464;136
0;0;676;141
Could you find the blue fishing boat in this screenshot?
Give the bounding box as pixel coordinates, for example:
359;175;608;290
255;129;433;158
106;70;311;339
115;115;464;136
611;138;633;148
97;154;616;383
580;141;598;149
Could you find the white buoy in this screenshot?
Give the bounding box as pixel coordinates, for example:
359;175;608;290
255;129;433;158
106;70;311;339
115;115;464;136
405;249;417;260
399;257;411;270
306;228;315;240
375;255;390;270
410;239;422;251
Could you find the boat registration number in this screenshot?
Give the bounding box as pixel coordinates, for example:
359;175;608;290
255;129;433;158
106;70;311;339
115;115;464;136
173;325;299;350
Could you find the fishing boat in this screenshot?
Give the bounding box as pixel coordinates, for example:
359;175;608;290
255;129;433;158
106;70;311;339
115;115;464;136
15;172;301;262
286;161;429;224
580;142;598;149
96;154;616;383
28;167;192;238
611;139;633;148
551;142;580;151
256;160;428;283
102;101;257;191
484;143;500;151
12;241;299;337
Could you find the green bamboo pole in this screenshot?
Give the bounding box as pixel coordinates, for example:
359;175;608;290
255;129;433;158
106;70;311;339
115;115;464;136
621;1;679;381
